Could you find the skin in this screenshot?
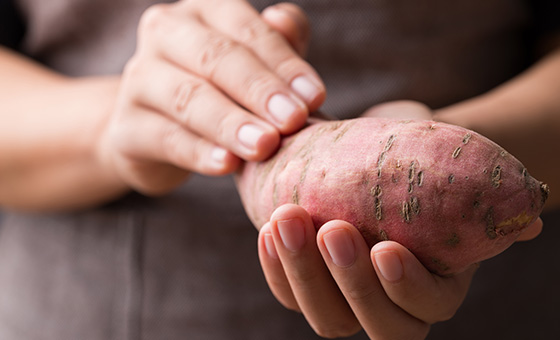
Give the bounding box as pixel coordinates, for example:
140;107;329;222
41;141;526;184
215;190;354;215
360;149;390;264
0;0;326;210
0;0;554;339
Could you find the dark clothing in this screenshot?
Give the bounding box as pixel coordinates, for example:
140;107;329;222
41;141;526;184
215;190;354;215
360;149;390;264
0;0;25;49
0;0;559;339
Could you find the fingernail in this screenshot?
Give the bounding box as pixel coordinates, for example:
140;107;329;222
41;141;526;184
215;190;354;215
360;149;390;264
323;229;356;267
237;124;265;150
291;76;322;104
210;146;228;167
276;218;306;252
373;251;403;283
268;93;303;125
263;231;279;259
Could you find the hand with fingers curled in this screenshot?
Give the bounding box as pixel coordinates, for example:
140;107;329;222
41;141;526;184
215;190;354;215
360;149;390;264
98;0;325;195
258;203;542;340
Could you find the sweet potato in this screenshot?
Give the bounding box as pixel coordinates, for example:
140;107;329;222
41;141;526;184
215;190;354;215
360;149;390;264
236;118;549;275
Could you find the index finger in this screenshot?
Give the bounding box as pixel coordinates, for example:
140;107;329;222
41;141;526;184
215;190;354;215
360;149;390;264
198;0;326;110
317;221;431;339
138;3;310;134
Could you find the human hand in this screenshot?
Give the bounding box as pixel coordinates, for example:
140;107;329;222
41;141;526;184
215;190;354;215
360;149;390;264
99;0;324;194
360;100;433;120
258;204;542;339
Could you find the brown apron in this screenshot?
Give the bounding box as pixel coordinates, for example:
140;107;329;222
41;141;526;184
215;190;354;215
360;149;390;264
1;1;558;339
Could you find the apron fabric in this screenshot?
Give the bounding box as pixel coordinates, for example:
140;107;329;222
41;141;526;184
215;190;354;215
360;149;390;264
1;1;558;339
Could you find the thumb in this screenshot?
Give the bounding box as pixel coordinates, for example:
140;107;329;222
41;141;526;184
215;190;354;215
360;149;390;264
261;3;311;57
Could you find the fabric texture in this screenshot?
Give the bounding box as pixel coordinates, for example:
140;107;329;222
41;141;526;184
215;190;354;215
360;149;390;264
0;0;559;339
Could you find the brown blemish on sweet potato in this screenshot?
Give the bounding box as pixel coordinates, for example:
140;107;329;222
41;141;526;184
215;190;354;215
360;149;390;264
446;232;460;247
384;135;396;152
371;185;383;220
408;161;416;183
491;165;502;188
333;121;355;142
410;197;420;215
497;211;534;230
431;257;450;273
299;158;312;184
417;171;424;186
380;229;389;241
485;207;497;239
272;181;279;209
377;135;397;177
401;197;420;223
452;147;462;159
401;201;411;223
291;185;299;204
540;183;550;205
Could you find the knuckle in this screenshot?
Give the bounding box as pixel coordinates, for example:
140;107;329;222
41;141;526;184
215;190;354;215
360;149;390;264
413;288;462;323
198;33;239;78
434;302;460;322
120;56;145;94
243;72;277;107
275;54;307;78
312;321;361;339
288;267;321;286
276;296;301;313
172;79;204;125
345;281;380;303
122;55;142;77
277;3;310;35
282;302;301;313
429;287;462;322
138;4;171;35
238;16;276;44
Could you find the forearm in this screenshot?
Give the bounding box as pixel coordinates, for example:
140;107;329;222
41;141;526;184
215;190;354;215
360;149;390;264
434;48;560;210
0;47;128;212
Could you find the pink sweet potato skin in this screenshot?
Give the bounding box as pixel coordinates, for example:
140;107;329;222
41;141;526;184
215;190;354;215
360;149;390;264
236;118;549;275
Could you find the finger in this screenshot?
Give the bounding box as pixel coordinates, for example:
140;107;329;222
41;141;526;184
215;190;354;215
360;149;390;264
198;0;326;111
371;241;478;324
124;58;280;161
261;3;311;56
111;107;240;177
516;218;543;241
258;222;300;312
269;204;361;338
317;222;430;340
361;100;433;120
138;4;309;134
